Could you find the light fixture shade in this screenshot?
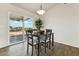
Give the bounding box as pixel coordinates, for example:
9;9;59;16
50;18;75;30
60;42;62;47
37;9;45;15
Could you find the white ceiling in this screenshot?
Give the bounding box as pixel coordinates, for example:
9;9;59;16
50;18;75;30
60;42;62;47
11;3;59;15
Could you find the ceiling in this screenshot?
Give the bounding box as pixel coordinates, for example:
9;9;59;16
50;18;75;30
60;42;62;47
11;3;59;15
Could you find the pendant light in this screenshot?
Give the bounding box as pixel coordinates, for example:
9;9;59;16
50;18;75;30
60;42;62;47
37;4;45;15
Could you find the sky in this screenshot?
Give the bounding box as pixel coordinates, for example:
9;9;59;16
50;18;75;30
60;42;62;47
9;18;33;28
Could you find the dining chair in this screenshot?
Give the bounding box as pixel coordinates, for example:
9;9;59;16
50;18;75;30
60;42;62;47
26;30;39;56
39;29;52;53
46;29;52;48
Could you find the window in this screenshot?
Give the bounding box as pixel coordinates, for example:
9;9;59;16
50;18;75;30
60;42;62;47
9;18;33;28
24;18;33;28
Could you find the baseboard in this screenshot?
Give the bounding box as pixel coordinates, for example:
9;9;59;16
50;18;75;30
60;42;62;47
0;45;9;49
9;40;26;46
0;40;26;49
55;41;79;49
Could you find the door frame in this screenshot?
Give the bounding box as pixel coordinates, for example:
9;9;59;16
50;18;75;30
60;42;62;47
8;12;25;46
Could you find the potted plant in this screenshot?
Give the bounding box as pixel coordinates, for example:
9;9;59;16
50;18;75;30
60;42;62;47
35;18;43;32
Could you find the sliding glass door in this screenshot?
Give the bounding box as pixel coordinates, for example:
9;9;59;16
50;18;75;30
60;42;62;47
9;20;23;44
9;13;33;45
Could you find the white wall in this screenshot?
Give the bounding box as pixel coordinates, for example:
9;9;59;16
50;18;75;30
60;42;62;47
0;3;38;48
43;4;79;48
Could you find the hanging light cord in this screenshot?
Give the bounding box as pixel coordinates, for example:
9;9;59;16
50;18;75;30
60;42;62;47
40;4;42;10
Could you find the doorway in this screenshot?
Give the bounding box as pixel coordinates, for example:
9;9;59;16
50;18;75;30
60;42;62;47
9;13;33;45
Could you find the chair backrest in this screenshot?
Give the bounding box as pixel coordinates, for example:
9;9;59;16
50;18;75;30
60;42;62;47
46;29;52;39
26;30;33;39
39;30;44;35
32;29;38;34
26;29;38;40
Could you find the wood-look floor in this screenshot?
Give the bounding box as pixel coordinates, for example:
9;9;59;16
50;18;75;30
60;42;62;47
0;42;79;56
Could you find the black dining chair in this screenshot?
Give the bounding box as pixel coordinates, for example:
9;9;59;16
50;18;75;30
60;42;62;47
39;29;52;53
26;30;39;56
46;29;52;48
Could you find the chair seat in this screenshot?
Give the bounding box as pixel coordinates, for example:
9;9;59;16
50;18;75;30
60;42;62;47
28;41;38;46
40;35;49;43
28;37;38;45
40;39;49;43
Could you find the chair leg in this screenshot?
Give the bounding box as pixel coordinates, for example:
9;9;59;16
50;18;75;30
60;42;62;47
27;43;29;55
49;37;52;49
31;45;33;56
52;33;54;46
45;41;46;53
